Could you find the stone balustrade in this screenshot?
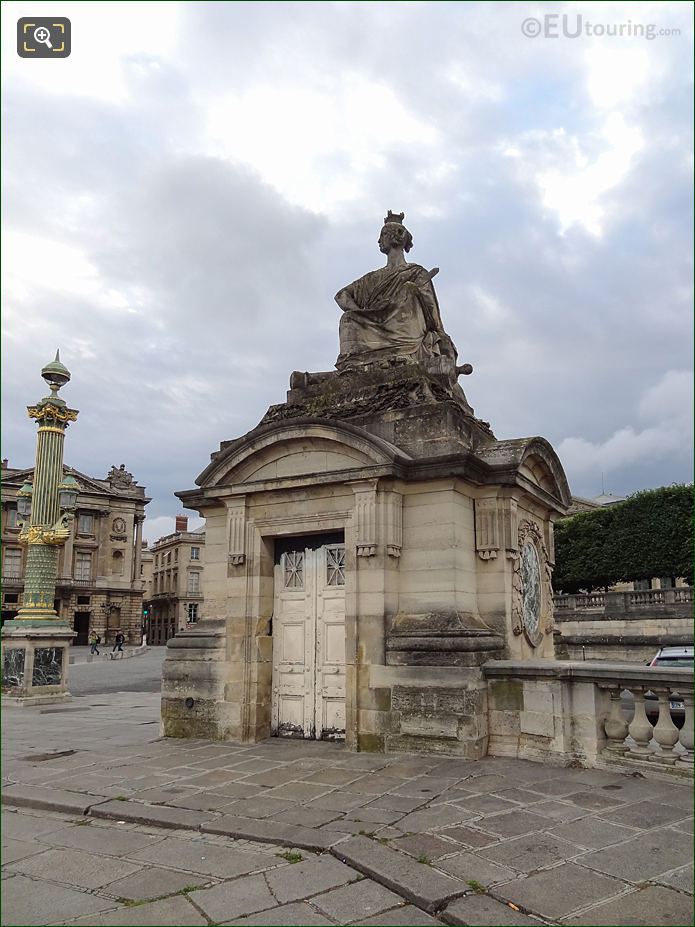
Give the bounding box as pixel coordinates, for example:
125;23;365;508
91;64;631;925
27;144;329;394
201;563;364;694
554;586;693;612
552;587;693;662
484;660;693;777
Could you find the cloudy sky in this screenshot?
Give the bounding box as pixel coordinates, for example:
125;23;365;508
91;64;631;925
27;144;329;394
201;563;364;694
2;1;692;541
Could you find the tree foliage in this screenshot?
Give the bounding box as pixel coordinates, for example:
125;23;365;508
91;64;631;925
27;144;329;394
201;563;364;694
554;484;693;592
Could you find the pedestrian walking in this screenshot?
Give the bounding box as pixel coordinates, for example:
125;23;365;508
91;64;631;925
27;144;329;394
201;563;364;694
89;630;101;655
112;630;125;653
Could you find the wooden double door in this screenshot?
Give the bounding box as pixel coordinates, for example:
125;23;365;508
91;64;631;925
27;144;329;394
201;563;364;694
271;535;346;740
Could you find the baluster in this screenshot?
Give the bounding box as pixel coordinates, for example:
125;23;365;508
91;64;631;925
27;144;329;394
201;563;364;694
677;692;694;768
649;688;679;764
627;688;654;757
603;687;629;754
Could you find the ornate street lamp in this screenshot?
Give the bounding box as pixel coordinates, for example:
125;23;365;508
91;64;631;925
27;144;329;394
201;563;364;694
1;351;80;703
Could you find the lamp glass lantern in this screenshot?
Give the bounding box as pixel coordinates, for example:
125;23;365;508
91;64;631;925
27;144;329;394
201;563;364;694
57;474;79;512
17;481;33;518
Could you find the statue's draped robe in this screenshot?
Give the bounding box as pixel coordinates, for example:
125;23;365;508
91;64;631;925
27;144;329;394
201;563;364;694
337;263;446;364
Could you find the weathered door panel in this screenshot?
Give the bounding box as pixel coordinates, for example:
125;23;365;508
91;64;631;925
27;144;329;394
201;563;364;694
271;542;345;740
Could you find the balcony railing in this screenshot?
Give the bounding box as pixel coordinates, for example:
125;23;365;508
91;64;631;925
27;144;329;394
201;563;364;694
2;575;23;586
554;587;693;612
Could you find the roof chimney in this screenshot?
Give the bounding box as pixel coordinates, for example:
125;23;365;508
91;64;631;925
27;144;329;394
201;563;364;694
1;459;8;469
175;515;188;533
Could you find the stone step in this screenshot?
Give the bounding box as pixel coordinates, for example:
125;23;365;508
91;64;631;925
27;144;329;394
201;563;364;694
330;835;465;913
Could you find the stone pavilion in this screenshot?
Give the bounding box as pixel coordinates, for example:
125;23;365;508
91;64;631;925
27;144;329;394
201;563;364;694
161;212;571;757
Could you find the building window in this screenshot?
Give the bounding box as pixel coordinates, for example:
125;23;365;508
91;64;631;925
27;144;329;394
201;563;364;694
167;551;171;564
659;576;675;589
76;595;90;605
3;548;22;578
190;546;200;561
74;552;92;581
174;548;178;562
112;550;124;575
326;546;346;586
4;593;19;605
78;513;94;535
6;506;19;529
188;572;200;594
187;603;199;622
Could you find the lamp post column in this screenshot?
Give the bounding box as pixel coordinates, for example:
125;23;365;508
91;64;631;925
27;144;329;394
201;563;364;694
1;352;80;704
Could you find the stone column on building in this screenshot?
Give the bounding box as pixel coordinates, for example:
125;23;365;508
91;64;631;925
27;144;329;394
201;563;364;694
133;514;144;584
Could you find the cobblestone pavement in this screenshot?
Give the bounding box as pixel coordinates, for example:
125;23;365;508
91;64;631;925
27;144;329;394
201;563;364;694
2;692;693;926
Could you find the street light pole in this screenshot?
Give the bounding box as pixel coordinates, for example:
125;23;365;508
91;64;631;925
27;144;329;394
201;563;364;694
1;351;80;703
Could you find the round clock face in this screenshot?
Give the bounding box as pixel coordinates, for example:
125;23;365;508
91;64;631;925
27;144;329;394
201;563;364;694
520;540;542;642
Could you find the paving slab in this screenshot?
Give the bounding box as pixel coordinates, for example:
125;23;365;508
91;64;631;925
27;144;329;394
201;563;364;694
265;853;359;903
263;782;332;803
547;816;640;849
60;894;208;925
1;872;119;926
312;878;404;923
438;826;499;849
1;810;75;840
599;800;690;829
389;833;458;860
7;845;141;890
129;835;273;878
1;785;100;816
345;805;405;824
453;794;520;815
577;826;694;882
655;862;694;894
89;798;213;830
493;862;626;920
187;872;277;922
0;837;50;864
231;901;334;925
435;852;517;887
104;866;209;900
479;832;582;873
443;894;540;925
202;814;341;850
273;806;341;828
397;805;480;833
562;885;695;925
307;791;373;811
367;794;428;813
332;835;463;913
473;810;548;838
39;821;165;856
564;790;628;811
300;767;365;786
353;905;442;925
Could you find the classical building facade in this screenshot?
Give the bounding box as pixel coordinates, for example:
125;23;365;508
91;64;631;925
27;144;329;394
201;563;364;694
1;460;149;644
147;516;204;645
161;213;571;755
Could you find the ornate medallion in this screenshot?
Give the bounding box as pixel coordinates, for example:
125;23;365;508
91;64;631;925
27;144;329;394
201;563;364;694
512;519;554;647
520;540;542;645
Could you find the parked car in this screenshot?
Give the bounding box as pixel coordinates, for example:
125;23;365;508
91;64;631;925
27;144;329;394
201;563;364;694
644;646;693;728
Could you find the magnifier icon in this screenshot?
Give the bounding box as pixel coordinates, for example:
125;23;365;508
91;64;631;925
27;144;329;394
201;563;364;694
33;26;53;49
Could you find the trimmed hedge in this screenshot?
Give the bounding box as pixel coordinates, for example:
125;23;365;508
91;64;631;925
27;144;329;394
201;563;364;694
554;484;693;592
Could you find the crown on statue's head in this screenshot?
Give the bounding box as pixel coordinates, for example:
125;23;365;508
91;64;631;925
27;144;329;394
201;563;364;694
383;210;405;226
